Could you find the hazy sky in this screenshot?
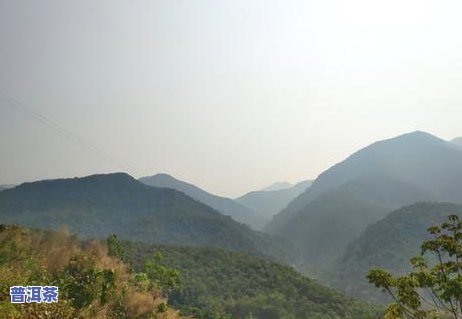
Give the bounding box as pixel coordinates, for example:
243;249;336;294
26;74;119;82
1;0;462;197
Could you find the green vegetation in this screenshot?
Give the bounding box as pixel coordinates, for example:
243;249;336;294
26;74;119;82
331;202;462;303
0;173;294;263
367;214;462;319
272;177;432;274
0;223;380;319
123;242;381;319
139;174;267;230
0;225;188;319
267;132;462;275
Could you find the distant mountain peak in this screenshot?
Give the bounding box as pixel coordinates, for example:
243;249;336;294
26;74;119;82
397;130;442;140
406;130;433;136
266;131;462;272
139;173;267;229
368;131;444;148
451;137;462;148
151;173;175;179
139;173;203;193
146;173;186;184
260;182;293;192
310;131;454;191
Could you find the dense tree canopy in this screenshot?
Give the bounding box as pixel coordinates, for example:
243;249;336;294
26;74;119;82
124;242;381;319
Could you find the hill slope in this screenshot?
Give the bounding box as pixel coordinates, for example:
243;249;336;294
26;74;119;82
236;180;312;219
274;176;432;273
330;202;462;303
0;225;187;319
124;242;381;319
139;174;267;230
266;131;462;273
0;173;291;261
268;131;462;233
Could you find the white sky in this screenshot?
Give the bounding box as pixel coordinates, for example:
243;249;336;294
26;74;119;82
1;0;462;197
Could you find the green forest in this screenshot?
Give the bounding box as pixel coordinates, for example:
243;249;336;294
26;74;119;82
123;242;380;319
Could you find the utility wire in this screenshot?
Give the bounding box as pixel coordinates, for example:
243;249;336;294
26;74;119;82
0;93;132;171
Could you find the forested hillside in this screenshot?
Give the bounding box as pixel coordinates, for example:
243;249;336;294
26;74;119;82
266;132;462;274
329;202;462;302
123;242;381;319
139;174;266;230
0;173;293;262
272;176;432;273
0;225;188;319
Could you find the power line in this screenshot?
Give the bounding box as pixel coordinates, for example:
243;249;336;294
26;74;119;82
0;93;132;171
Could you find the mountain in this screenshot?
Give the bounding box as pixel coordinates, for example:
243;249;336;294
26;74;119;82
260;181;293;191
236;180;312;219
0;184;15;191
139;173;267;230
0;173;292;261
124;242;381;319
330;202;462;303
272;176;433;273
266;131;462;273
452;137;462;148
269;131;462;232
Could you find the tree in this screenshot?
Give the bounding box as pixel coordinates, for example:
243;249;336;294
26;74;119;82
143;252;180;296
106;234;125;261
367;214;462;319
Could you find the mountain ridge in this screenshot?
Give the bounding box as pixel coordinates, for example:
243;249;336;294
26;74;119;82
139;173;267;230
265;131;462;274
0;172;292;261
329;202;462;303
269;131;462;234
236;180;312;219
260;181;293;191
